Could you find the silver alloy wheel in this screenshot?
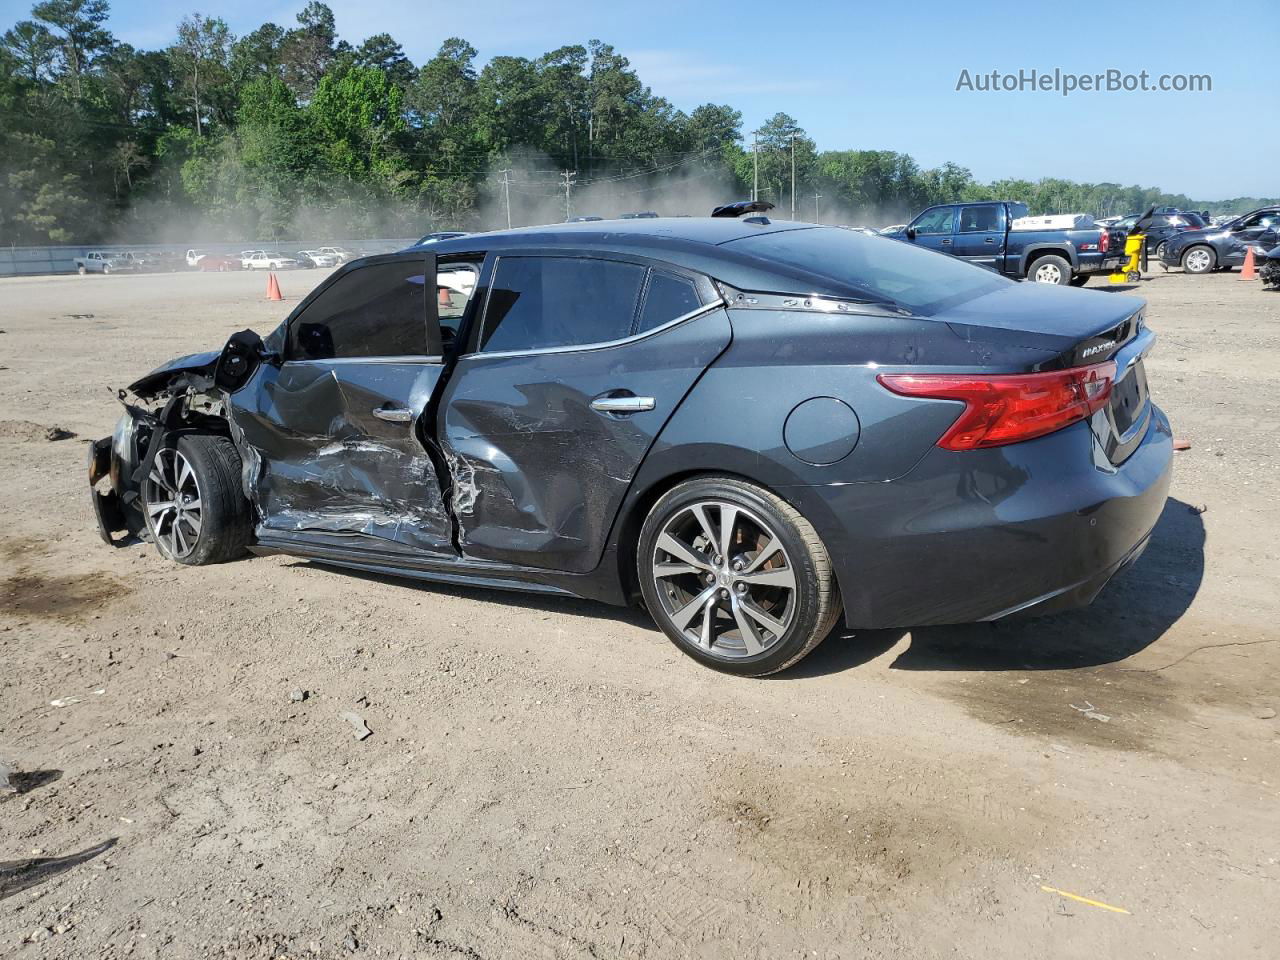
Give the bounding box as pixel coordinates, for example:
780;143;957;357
143;448;203;559
1154;241;1167;260
1185;248;1212;273
651;500;797;659
1033;261;1063;283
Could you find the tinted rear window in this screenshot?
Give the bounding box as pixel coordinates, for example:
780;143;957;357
637;271;702;333
480;256;646;353
727;227;1009;316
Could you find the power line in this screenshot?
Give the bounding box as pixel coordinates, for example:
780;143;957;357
497;168;511;229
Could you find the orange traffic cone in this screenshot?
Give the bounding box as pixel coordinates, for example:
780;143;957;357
1239;247;1258;281
266;273;283;300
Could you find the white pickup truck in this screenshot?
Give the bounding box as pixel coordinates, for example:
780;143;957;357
73;251;137;275
241;251;300;270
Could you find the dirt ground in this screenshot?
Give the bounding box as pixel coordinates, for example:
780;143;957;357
1;264;1278;960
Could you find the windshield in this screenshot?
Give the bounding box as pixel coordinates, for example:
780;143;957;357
725;226;1010;316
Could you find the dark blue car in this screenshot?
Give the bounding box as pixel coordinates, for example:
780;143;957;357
1161;206;1280;273
88;217;1171;676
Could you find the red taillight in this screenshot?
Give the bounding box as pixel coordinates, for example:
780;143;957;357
877;361;1117;450
1099;229;1110;253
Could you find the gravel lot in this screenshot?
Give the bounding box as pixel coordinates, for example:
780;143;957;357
1;266;1278;959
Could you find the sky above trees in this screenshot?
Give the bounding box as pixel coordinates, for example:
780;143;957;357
1;1;1271;243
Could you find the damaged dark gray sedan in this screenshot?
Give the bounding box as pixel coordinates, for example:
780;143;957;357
89;215;1172;676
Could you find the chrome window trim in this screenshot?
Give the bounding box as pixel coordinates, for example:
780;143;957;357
284;355;445;367
462;299;723;361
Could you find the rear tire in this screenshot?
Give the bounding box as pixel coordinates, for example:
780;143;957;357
1068;274;1090;287
1182;246;1216;274
637;477;843;677
77;265;87;275
142;433;252;566
1028;254;1071;285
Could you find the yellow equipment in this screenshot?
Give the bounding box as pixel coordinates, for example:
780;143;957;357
1109;206;1154;284
1109;232;1145;284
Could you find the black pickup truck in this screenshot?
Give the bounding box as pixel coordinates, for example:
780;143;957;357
889;201;1128;285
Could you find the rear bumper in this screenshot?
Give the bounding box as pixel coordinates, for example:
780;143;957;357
784;406;1174;629
1075;255;1125;275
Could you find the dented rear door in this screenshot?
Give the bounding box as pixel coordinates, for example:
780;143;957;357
436;254;731;573
227;254;455;554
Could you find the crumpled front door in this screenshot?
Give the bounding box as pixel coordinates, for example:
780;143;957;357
229;359;453;554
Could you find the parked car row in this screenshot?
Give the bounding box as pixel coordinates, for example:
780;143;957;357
72;246;366;276
1159;206;1280;274
879;201;1280;284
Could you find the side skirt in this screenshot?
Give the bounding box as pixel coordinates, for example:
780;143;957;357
251;529;627;604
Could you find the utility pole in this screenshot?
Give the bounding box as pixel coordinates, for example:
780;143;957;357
812;192;822;223
499;169;512;229
790;133;797;221
561;169;576;221
751;130;759;202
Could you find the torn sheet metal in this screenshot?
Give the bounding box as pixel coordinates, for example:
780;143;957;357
254;438;447;547
435;306;733;573
227;359;454;554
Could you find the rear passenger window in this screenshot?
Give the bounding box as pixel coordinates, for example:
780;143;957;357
480;256;646;353
288;260;436;360
636;271;702;334
957;204;1001;233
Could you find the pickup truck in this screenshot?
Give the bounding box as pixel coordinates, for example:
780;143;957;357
241;251;300;270
891;201;1127;285
73;251;138;275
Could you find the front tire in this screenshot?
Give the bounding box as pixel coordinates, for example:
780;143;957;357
1182;246;1216;274
1028;254;1071;285
637;477;843;677
142;433;252;566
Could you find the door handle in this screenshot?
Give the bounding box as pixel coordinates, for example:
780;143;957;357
372;406;414;423
984;237;996;243
591;395;655;415
940;238;951;245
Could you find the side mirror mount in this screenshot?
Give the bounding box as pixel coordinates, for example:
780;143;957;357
905;226;917;240
214;329;269;393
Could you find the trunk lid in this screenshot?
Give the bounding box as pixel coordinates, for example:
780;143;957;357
937;283;1153;464
937;281;1142;352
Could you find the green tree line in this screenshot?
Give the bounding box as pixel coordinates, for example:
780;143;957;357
2;0;1273;243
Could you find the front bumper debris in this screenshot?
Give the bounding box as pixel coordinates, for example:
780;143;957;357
88;436;130;546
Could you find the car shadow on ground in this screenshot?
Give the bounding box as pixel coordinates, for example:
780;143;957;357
780;496;1205;678
286;561;659;632
287;497;1203;679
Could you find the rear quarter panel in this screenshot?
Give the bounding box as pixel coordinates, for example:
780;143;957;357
631;307;971;491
